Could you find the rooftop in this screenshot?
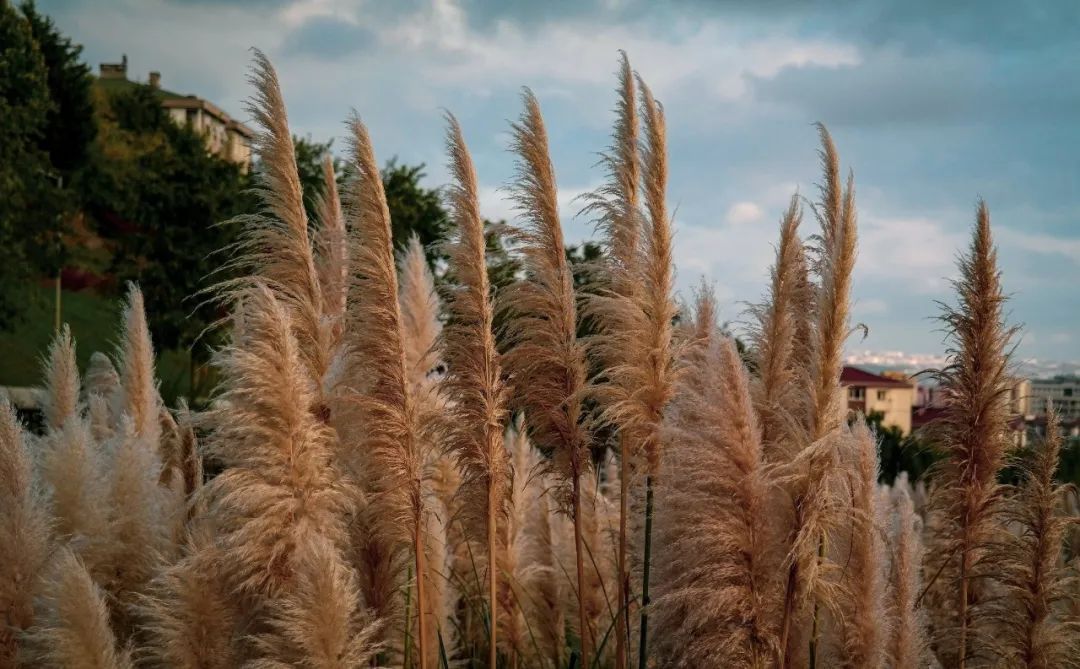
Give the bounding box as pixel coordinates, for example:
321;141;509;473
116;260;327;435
94;56;253;138
840;365;913;388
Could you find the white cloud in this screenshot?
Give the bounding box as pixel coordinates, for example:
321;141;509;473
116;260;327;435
855;214;964;293
996;228;1080;265
352;0;860;110
726;201;764;225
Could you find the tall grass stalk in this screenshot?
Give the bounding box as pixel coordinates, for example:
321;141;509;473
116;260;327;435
503;89;593;667
583;52;640;669
923;201;1016;668
344;115;437;669
442;114;511;668
777;124;856;668
585;69;676;669
995;404;1079;666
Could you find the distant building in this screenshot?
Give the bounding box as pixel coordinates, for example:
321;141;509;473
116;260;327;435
97;55;253;169
1028;375;1080;421
840;366;915;435
911;376;1042;447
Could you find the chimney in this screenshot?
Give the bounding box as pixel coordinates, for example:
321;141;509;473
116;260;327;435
99;53;128;80
149;71;161;89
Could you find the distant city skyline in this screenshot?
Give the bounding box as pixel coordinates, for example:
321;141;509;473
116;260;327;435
40;0;1080;361
846;350;1080;381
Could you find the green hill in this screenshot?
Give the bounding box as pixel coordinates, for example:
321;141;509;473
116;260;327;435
0;284;193;404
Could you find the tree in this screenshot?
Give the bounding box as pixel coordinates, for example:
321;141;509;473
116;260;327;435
83;84;251;371
382;160;451;263
19;1;94;177
865;410;937;484
0;1;51;328
292;134;337;224
19;1;96;307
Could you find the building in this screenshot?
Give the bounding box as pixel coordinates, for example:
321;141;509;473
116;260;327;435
97;55;253;169
1028;375;1080;421
840;366;915;435
911;376;1040;447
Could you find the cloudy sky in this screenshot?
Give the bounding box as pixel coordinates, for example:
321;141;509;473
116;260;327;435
41;0;1080;363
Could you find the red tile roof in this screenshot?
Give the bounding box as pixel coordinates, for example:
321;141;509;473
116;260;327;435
840;366;912;388
911;405;946;430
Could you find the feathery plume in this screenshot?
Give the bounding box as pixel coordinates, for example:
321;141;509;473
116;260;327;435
111;283;162;446
652;335;781;667
24;549;133;669
585;72;677;668
748;196;804;461
779;125;857;667
581;55;642;669
441;113;512;669
39;417;108;555
84;350;120;400
994;404;1079;667
98;417;171;636
923;201;1016;668
223;50;326;390
612;75;679;475
314;154;347;327
503;88;594;664
398;234;443;390
247;538;381;668
202;284;348;597
342;114;437;668
805;124;857;445
0;400;50;665
84;352;119;441
500;424;532;664
140;526;243;668
836;420;888;668
887;484;928;669
42;324;80;432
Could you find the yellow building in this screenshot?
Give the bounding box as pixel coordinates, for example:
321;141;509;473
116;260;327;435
97;55;253;169
840;366;915;435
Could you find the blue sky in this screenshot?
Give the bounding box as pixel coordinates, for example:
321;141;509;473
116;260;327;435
41;0;1080;363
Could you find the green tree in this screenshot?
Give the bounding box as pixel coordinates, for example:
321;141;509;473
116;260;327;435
865;410;937;484
292;134;336;224
0;1;51;328
291;143;452;263
19;1;96;304
382;159;452;263
83;85;251;373
20;1;94;177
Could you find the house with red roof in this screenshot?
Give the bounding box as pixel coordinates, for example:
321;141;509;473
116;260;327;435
840;366;915;435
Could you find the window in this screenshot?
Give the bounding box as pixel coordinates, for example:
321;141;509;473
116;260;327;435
1065;387;1074;397
877;390;887;401
848;387;864;401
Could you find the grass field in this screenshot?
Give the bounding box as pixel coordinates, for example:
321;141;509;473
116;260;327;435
0;284;192;404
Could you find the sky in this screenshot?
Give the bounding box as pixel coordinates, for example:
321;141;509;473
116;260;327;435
40;0;1080;365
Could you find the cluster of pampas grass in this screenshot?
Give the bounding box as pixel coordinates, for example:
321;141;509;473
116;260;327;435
2;49;1079;669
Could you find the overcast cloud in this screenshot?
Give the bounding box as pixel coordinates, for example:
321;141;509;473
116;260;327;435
40;0;1080;362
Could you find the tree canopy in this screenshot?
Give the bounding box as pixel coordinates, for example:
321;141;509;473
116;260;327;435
0;2;53;328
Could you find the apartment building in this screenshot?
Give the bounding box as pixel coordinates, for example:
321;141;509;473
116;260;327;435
840;366;915;435
1028;375;1080;421
98;55;253;169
